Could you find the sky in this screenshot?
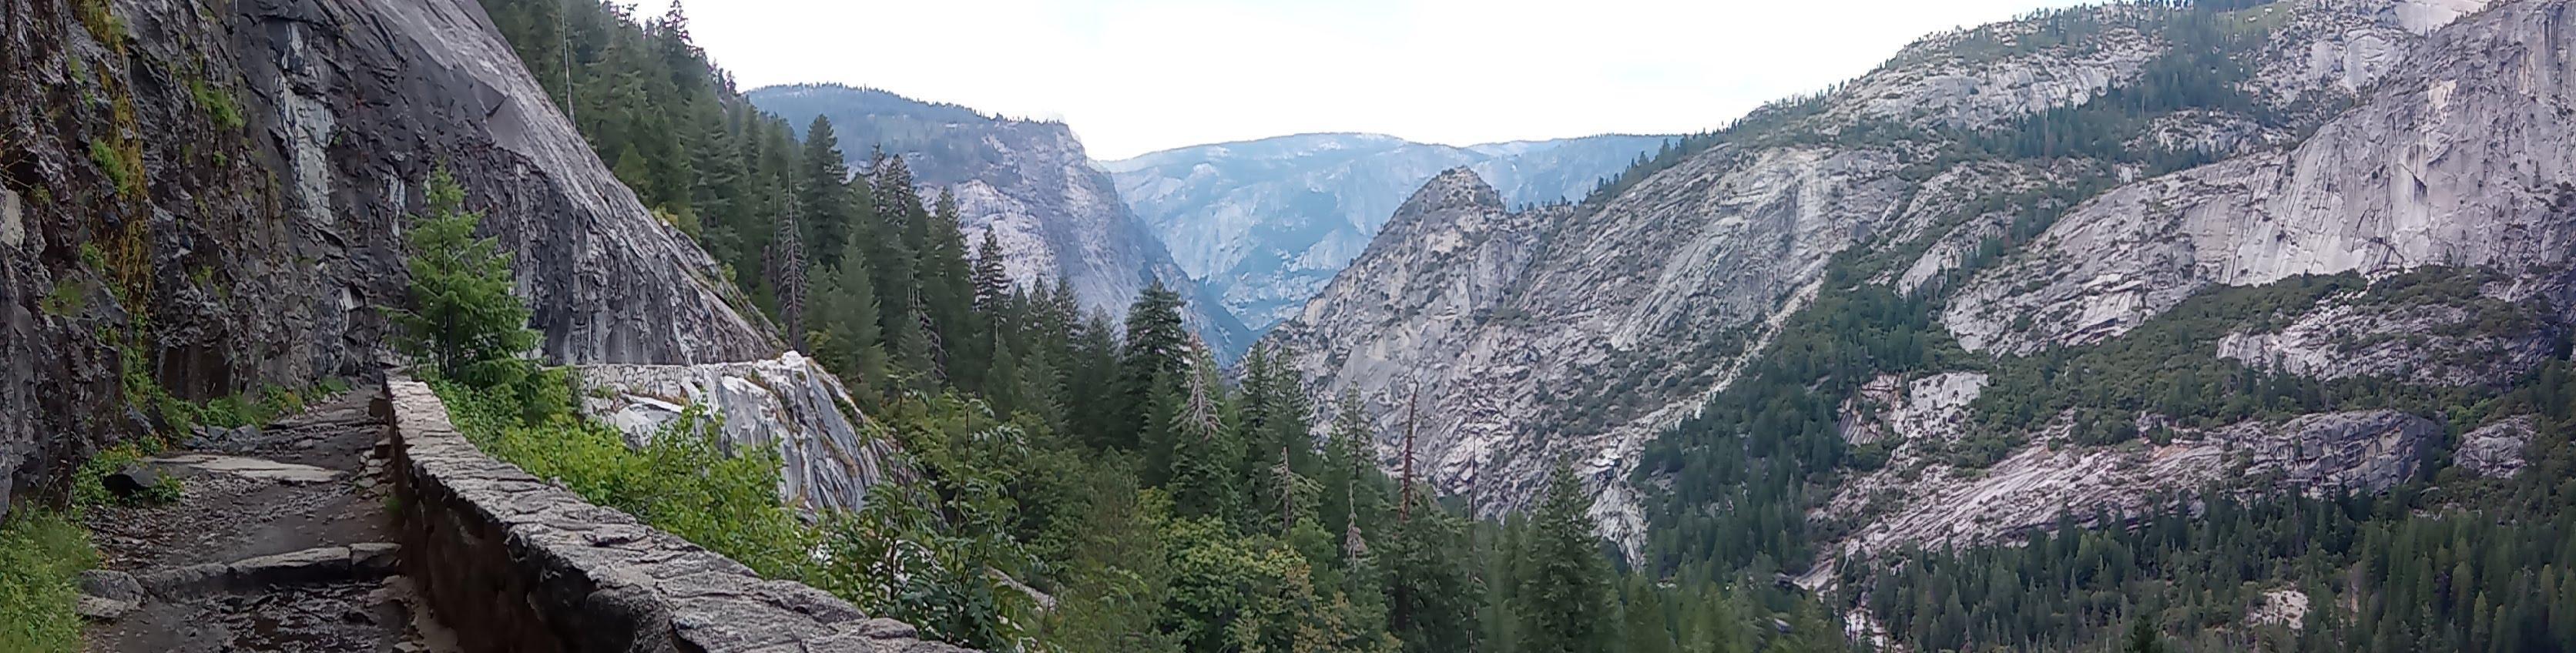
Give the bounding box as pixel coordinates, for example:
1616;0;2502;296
677;0;2089;161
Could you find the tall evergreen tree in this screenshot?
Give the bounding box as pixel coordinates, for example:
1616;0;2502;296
1166;352;1242;522
800;115;854;268
769;196;808;351
1515;460;1615;653
1384;501;1484;653
972;229;1011;311
813;236;886;396
1119;281;1191;473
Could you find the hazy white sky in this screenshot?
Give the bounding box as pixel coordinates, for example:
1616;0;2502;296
676;0;2087;160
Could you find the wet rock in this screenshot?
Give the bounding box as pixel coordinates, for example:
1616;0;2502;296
228;547;354;588
348;542;401;576
79;569;146;604
77;594;136;621
138;563;232;599
102;466;166;498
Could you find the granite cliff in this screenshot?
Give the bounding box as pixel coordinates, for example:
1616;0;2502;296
0;0;800;517
1268;0;2561;567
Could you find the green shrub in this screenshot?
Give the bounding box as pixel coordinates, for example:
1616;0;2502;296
74;443;179;507
435;380;817;579
0;510;96;653
190;79;244;132
87;141;138;199
72;0;123;54
39;280;83;317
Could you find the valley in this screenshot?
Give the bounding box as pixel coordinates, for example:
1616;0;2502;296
2;0;2571;651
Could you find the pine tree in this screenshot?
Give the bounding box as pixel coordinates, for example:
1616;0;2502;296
800;115;854;268
1323;390;1390;553
768;195;808;352
1165;351;1241;522
1384;502;1484;653
1120;281;1191;476
394;169;539;390
972;229;1011;311
1515;460;1615;653
813;236;886;396
922;188;979;384
2124;617;2165;653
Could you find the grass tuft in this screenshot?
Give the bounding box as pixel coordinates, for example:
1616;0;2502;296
0;510;99;653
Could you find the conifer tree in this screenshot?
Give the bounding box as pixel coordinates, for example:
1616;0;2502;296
1322;390;1390;552
1120;281;1191;473
972;229;1011;311
394;169;539;390
800;115;854;268
813;236;886;395
923;189;979;384
768;196;808;352
1384;501;1484;653
1166;351;1240;522
1515;460;1615;653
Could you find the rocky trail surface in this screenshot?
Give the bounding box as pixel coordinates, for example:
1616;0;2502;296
78;389;455;652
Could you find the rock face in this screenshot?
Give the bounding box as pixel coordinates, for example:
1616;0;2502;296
1945;0;2563;356
1839;373;1989;447
1811;7;2168;132
2455;415;2537;478
747;85;1252;355
574;353;905;514
1271;142;1917;542
2212;285;2559;387
1103;132;1670;333
1823;409;2437;556
1;0;775;517
1270;0;2560;561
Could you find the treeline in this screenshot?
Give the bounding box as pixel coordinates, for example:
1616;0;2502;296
469;2;1842;652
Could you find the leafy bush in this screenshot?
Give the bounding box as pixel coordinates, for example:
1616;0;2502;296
435;379;816;580
74;443;180;507
190;79;244;132
86;141;139;199
0;510;98;653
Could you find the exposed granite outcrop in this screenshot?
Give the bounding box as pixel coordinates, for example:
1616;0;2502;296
1946;0;2570;354
2455;415;2537;478
1838;373;1988;446
1822;409;2437;556
1270;145;1914;555
383;380;967;653
1813;7;2168;132
574;353;907;514
2212;287;2558;387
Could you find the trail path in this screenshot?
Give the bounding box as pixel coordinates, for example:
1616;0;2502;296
80;388;454;652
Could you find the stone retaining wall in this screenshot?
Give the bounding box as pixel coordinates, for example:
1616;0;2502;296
377;380;968;652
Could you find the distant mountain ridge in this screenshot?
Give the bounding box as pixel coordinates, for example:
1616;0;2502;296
1103;132;1674;333
749;84;1254;354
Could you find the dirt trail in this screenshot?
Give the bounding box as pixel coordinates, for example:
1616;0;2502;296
80;388;454;653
